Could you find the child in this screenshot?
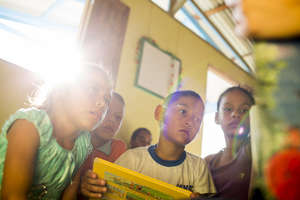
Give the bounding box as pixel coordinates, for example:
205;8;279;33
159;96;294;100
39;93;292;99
85;92;126;164
205;86;255;200
130;127;152;148
0;63;112;199
77;92;126;199
116;90;216;198
80;90;215;198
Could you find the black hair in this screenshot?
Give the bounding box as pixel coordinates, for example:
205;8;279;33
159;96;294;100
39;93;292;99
216;86;255;111
130;128;151;142
163;90;204;108
112;92;125;105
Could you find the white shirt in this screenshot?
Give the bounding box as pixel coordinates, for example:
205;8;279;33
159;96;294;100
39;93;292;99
115;145;216;194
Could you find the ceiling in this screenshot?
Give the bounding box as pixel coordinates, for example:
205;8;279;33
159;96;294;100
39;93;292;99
0;0;85;28
154;0;255;73
0;0;56;16
0;0;255;73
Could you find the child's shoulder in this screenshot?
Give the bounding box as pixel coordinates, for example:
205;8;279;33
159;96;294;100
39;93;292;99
185;151;207;165
204;151;224;167
119;146;149;160
4;107;47;126
126;146;148;154
115;146;149;166
112;138;126;146
2;107;52;140
13;107;48;120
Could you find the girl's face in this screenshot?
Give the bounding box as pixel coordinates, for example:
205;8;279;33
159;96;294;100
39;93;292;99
215;90;252;138
62;67;112;131
93;95;124;141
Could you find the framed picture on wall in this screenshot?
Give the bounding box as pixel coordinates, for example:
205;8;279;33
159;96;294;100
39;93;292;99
135;37;181;98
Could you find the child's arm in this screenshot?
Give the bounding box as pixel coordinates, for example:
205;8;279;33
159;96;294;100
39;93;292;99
1;119;40;200
60;169;81;200
190;192;201;198
61;168;108;199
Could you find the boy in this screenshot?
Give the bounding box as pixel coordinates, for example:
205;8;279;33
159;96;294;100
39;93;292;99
80;90;216;198
130;127;152;148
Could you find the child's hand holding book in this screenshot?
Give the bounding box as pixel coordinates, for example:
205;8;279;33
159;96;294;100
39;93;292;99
80;169;108;198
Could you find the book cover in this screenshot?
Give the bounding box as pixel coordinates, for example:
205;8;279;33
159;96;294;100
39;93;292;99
92;158;192;200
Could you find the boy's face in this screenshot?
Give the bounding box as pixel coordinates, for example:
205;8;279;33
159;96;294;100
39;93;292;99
159;96;204;147
93;95;124;141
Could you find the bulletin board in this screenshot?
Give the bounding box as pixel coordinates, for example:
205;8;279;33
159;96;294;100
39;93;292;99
135;37;181;98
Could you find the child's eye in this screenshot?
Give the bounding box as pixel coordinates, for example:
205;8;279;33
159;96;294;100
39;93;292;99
179;109;186;115
115;115;122;121
223;107;232;112
240;108;249;114
88;86;98;94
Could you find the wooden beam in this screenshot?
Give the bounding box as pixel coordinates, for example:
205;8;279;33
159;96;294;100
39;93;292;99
205;4;228;16
78;0;130;85
242;52;253;57
169;0;187;16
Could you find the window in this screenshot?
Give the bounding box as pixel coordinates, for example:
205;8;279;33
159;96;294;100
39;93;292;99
175;8;217;48
0;0;86;79
150;0;254;73
177;1;252;73
201;69;234;158
151;0;170;11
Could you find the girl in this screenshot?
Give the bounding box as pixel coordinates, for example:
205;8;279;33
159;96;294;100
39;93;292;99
78;92;126;199
205;86;255;200
0;63;112;199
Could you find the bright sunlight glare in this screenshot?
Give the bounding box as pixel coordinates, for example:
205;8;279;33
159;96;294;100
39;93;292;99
0;17;83;86
201;70;233;158
0;0;87;87
33;45;83;86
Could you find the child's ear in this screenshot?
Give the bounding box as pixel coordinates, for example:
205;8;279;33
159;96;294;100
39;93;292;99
215;112;220;124
154;105;163;121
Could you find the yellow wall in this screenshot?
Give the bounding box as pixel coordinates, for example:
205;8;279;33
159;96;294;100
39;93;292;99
115;0;255;155
0;0;254;156
0;59;40;127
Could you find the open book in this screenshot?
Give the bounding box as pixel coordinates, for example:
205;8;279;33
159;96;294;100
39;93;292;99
92;158;192;200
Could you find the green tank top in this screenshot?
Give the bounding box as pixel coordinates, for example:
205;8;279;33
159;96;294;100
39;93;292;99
0;108;92;199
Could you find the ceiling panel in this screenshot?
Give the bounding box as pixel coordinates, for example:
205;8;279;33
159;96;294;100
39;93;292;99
0;0;56;16
191;0;254;72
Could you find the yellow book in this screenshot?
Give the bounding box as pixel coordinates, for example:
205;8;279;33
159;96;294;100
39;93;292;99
92;158;192;200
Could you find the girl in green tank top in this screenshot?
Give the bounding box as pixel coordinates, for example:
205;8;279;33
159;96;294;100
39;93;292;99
0;63;112;199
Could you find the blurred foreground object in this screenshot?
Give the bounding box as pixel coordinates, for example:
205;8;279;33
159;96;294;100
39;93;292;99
251;40;300;200
227;0;300;199
227;0;300;39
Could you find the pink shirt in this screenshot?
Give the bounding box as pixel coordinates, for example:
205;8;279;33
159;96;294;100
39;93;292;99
78;139;127;200
206;144;252;200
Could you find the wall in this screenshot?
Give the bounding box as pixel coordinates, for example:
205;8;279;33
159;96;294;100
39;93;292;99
0;59;40;127
115;0;254;155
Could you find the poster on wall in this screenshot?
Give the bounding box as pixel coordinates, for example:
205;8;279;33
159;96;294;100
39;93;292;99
135;37;181;98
